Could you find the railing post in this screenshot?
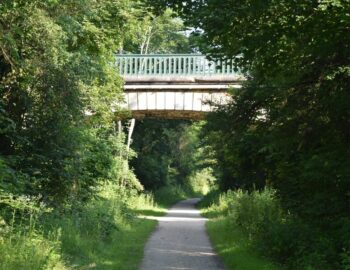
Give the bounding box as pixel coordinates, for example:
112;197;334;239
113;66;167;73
174;57;178;75
118;58;122;74
222;58;226;74
152;57;156;75
123;58;127;75
180;56;185;74
135;57;139;74
183;57;187;74
146;57;149;74
160;57;164;75
150;57;153;74
168;56;171;74
193;56;196;74
164;57;167;74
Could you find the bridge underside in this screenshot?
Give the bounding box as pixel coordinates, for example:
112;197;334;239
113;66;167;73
120;72;242;120
130;110;207;120
122;89;233;120
122;74;244;85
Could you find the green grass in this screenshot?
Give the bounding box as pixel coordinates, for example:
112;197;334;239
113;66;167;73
60;218;157;270
0;184;171;270
0;229;68;270
0;184;192;270
55;190;163;270
206;217;280;270
199;189;281;270
109;219;157;270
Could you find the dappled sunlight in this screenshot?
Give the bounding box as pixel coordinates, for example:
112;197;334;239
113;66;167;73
205;218;279;270
149;248;217;257
138;200;208;222
138;215;208;222
140;199;225;269
167;209;201;214
134;208;166;217
163;267;192;270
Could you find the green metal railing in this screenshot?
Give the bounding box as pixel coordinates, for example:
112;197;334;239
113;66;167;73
115;54;238;76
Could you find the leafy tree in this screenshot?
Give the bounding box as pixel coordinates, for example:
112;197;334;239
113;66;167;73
122;7;191;54
146;0;350;267
0;0;140;202
131;119;209;190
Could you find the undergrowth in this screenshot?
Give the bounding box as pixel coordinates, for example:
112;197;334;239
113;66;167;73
0;182;162;270
153;185;193;208
200;188;350;270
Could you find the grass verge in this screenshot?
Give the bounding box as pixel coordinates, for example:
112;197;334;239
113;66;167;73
0;183;170;270
61;218;158;270
206;218;280;270
199;189;281;270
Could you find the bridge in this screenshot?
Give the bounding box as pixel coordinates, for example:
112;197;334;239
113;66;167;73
117;54;245;120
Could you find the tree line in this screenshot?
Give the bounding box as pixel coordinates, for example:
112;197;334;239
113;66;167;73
1;0;350;268
0;0;193;204
147;0;350;268
0;1;199;269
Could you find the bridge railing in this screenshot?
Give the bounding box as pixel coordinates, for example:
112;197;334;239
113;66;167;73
115;54;238;76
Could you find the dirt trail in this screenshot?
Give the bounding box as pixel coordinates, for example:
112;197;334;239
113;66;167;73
140;198;226;270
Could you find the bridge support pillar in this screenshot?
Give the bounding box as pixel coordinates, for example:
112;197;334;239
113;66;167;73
116;119;136;152
117;118;136;187
127;118;136;153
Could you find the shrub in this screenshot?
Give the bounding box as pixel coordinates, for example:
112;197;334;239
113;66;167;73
153;185;188;207
203;188;283;229
229;189;284;238
187;168;216;196
0;181;159;269
341;250;350;270
203;188;349;269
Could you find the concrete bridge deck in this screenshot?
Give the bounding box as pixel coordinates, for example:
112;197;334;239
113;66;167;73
116;54;244;119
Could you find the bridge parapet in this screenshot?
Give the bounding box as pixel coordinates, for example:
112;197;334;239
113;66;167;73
116;54;240;77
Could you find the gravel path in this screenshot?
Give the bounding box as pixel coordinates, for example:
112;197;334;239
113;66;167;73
139;198;226;270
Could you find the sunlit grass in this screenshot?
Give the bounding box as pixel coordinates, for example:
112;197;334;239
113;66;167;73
0;183;195;270
61;218;157;270
199;189;281;270
206;218;281;270
0;182;173;270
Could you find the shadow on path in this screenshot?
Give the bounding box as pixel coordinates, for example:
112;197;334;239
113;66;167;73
139;198;226;270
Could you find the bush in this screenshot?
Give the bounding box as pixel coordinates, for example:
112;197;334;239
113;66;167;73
229;189;283;238
153;185;189;207
202;188;349;269
198;189;220;206
341;250;350;270
201;188;283;226
258;218;331;268
187;168;216;196
0;181;159;269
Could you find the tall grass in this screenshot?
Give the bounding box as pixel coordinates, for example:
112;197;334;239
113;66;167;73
201;188;350;270
0;227;67;270
0;182;161;270
0;182;205;270
0;195;69;269
200;188;281;270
